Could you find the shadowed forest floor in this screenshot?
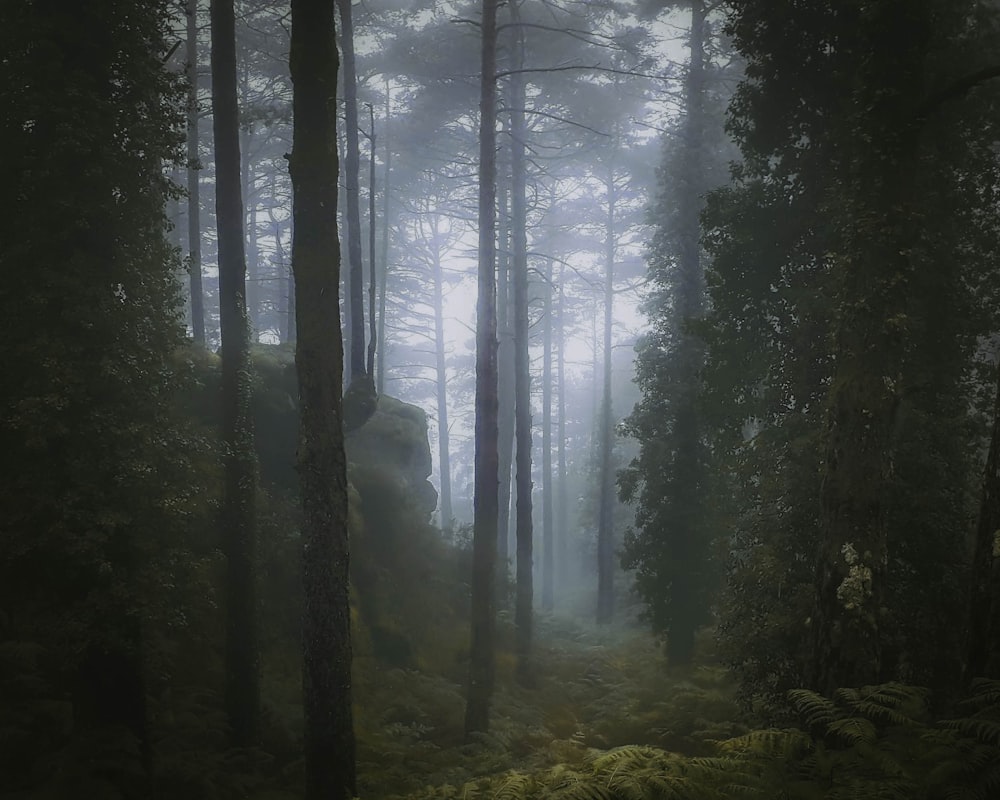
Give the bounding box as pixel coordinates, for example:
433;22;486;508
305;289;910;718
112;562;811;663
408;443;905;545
329;618;737;798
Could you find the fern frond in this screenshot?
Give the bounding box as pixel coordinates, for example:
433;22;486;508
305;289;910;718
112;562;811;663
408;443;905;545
487;771;532;800
718;727;813;758
962;679;1000;710
944;717;1000;746
788;689;838;729
846;683;928;726
826;716;877;745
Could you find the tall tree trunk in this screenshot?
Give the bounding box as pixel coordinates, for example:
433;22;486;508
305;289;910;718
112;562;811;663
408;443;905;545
464;0;500;738
289;0;357;797
496;135;515;591
556;268;569;592
335;0;367;381
211;0;260;748
366;104;378;378
433;235;454;533
239;70;259;338
377;79;391;396
186;0;205;344
541;256;554;612
510;34;534;684
967;360;1000;682
596;168;616;625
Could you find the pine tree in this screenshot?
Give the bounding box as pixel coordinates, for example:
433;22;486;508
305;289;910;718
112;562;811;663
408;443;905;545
289;0;357;796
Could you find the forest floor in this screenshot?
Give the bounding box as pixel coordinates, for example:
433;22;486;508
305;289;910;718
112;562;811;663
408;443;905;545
341;615;746;799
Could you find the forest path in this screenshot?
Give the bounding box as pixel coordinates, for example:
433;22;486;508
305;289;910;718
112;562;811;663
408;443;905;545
354;615;743;798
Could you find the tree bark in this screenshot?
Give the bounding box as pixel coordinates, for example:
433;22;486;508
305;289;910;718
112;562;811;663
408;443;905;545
186;0;205;344
211;0;260;748
289;0;357;796
464;0;500;738
335;0;367;381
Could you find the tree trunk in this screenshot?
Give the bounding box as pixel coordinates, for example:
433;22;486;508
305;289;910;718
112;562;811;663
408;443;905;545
556;268;569;592
510;39;534;684
541;256;554;612
433;234;454;533
464;0;500;738
289;0;357;796
496;136;515;592
211;0;260;748
596;168;616;625
377;79;391;396
239;70;259;338
186;0;205;344
335;0;367;381
366;104;378;378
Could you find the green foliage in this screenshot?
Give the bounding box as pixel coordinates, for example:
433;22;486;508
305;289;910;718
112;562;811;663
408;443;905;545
698;0;1000;702
399;680;1000;800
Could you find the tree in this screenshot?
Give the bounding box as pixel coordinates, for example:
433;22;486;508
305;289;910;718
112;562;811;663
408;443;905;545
186;0;206;343
704;0;1000;701
336;0;368;384
211;0;260;747
0;0;189;792
289;0;357;797
465;0;501;738
507;4;535;681
621;0;718;662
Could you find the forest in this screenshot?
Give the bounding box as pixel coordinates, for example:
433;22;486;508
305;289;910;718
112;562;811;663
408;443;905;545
3;0;1000;798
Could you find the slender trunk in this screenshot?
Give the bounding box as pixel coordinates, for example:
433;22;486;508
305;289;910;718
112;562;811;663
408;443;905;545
377;80;391;396
366;104;378;378
596;168;616;625
336;0;367;380
433;237;454;533
289;0;356;796
510;34;533;684
541;256;554;611
245;144;260;339
496;133;514;591
556;269;569;593
186;0;205;344
338;129;351;376
211;0;260;748
464;0;500;738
